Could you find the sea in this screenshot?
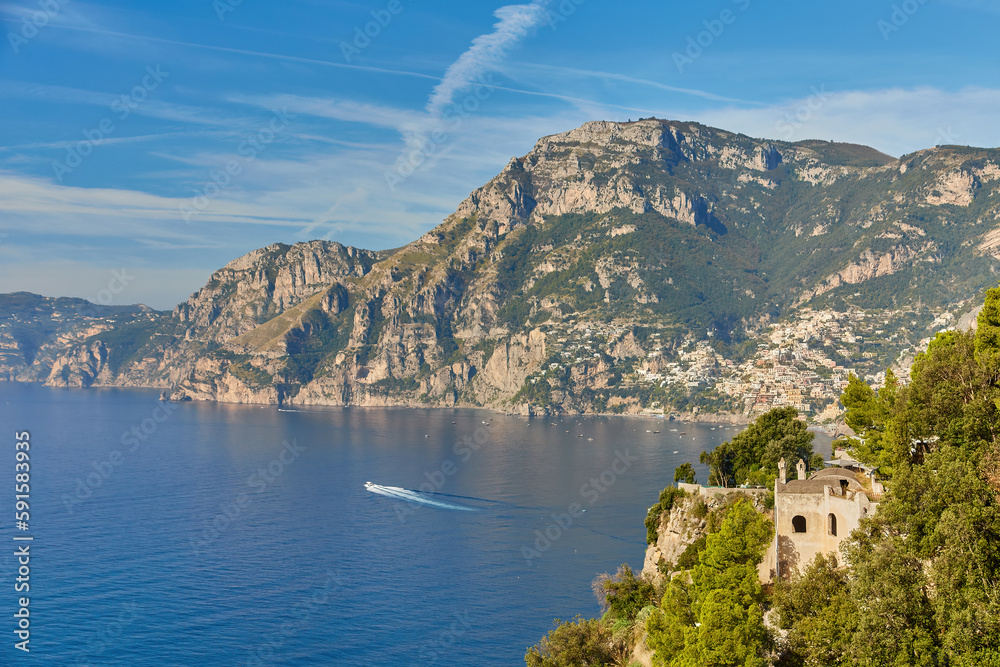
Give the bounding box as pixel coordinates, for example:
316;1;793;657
0;383;817;666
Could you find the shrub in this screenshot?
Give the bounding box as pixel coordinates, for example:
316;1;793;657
524;616;624;667
644;486;686;544
691;498;709;520
592;564;656;624
676;535;707;570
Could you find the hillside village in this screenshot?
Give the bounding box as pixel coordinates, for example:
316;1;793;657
522;304;960;422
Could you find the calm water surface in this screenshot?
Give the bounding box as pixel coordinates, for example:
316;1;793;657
0;383;785;666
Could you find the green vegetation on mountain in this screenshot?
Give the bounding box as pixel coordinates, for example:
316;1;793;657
0;292;158;368
83;318;161;376
525;616;628;667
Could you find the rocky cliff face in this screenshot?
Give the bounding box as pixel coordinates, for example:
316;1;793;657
4;118;1000;415
641;494;709;586
173;240;384;343
640;489;772;587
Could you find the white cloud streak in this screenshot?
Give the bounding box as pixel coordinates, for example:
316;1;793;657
693;86;1000;156
425;3;550;118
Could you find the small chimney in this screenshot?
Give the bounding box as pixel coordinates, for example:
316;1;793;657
797;459;807;480
778;458;787;485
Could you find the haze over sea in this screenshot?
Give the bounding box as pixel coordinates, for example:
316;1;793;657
0;383;828;665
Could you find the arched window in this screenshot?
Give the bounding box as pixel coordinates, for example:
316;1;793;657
792;515;807;533
828;513;837;536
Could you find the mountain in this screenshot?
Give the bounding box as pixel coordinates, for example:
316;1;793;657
3;118;999;419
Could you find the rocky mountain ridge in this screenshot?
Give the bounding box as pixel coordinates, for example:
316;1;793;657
3;118;998;419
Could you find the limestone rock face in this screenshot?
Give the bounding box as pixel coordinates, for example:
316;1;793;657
926;169;979;207
641;495;709;586
493;120;738;227
808;243;937;300
45;341;109;387
4;118;1000;417
172;241;382;342
476;329;547;395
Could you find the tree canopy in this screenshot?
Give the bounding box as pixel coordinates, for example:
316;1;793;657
699;407;814;487
674;462;696;484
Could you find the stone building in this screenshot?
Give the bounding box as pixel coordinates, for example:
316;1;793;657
759;455;881;582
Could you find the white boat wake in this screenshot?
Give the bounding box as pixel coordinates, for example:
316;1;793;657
365;483;478;512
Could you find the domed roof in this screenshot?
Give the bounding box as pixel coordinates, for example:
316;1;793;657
810;467;859;482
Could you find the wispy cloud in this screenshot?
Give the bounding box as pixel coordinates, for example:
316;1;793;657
505;62;764;105
0;79;264;130
425;3;551;118
0;130;222;154
0;172;309;233
26;22;449;84
225;93;419;132
692;86;1000;156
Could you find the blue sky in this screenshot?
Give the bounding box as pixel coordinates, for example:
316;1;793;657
1;0;998;309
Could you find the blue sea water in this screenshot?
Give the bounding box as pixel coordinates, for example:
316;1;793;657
0;383;777;666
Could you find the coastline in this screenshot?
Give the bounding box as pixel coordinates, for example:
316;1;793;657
2;378;848;428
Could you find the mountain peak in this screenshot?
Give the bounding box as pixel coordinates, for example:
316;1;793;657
5;118;1000;420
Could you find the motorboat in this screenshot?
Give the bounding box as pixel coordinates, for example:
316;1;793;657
364;481;374;489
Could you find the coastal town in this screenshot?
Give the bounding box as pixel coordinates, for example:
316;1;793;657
529;304;959;422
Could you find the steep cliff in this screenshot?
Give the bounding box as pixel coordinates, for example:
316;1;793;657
4;119;1000;415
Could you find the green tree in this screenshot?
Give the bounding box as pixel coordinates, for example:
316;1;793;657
772;554;857;667
646;580;694;665
975;283;1000;383
700;408;813;487
674;462;696;484
841;369;903;476
646;500;773;667
842;516;938;667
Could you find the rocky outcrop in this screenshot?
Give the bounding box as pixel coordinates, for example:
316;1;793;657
45;341;109;387
173;241;382;342
808;242;938;300
978;227;1000;259
641;494;709;586
476;329;547;395
926;169;980;207
641;489;773;588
